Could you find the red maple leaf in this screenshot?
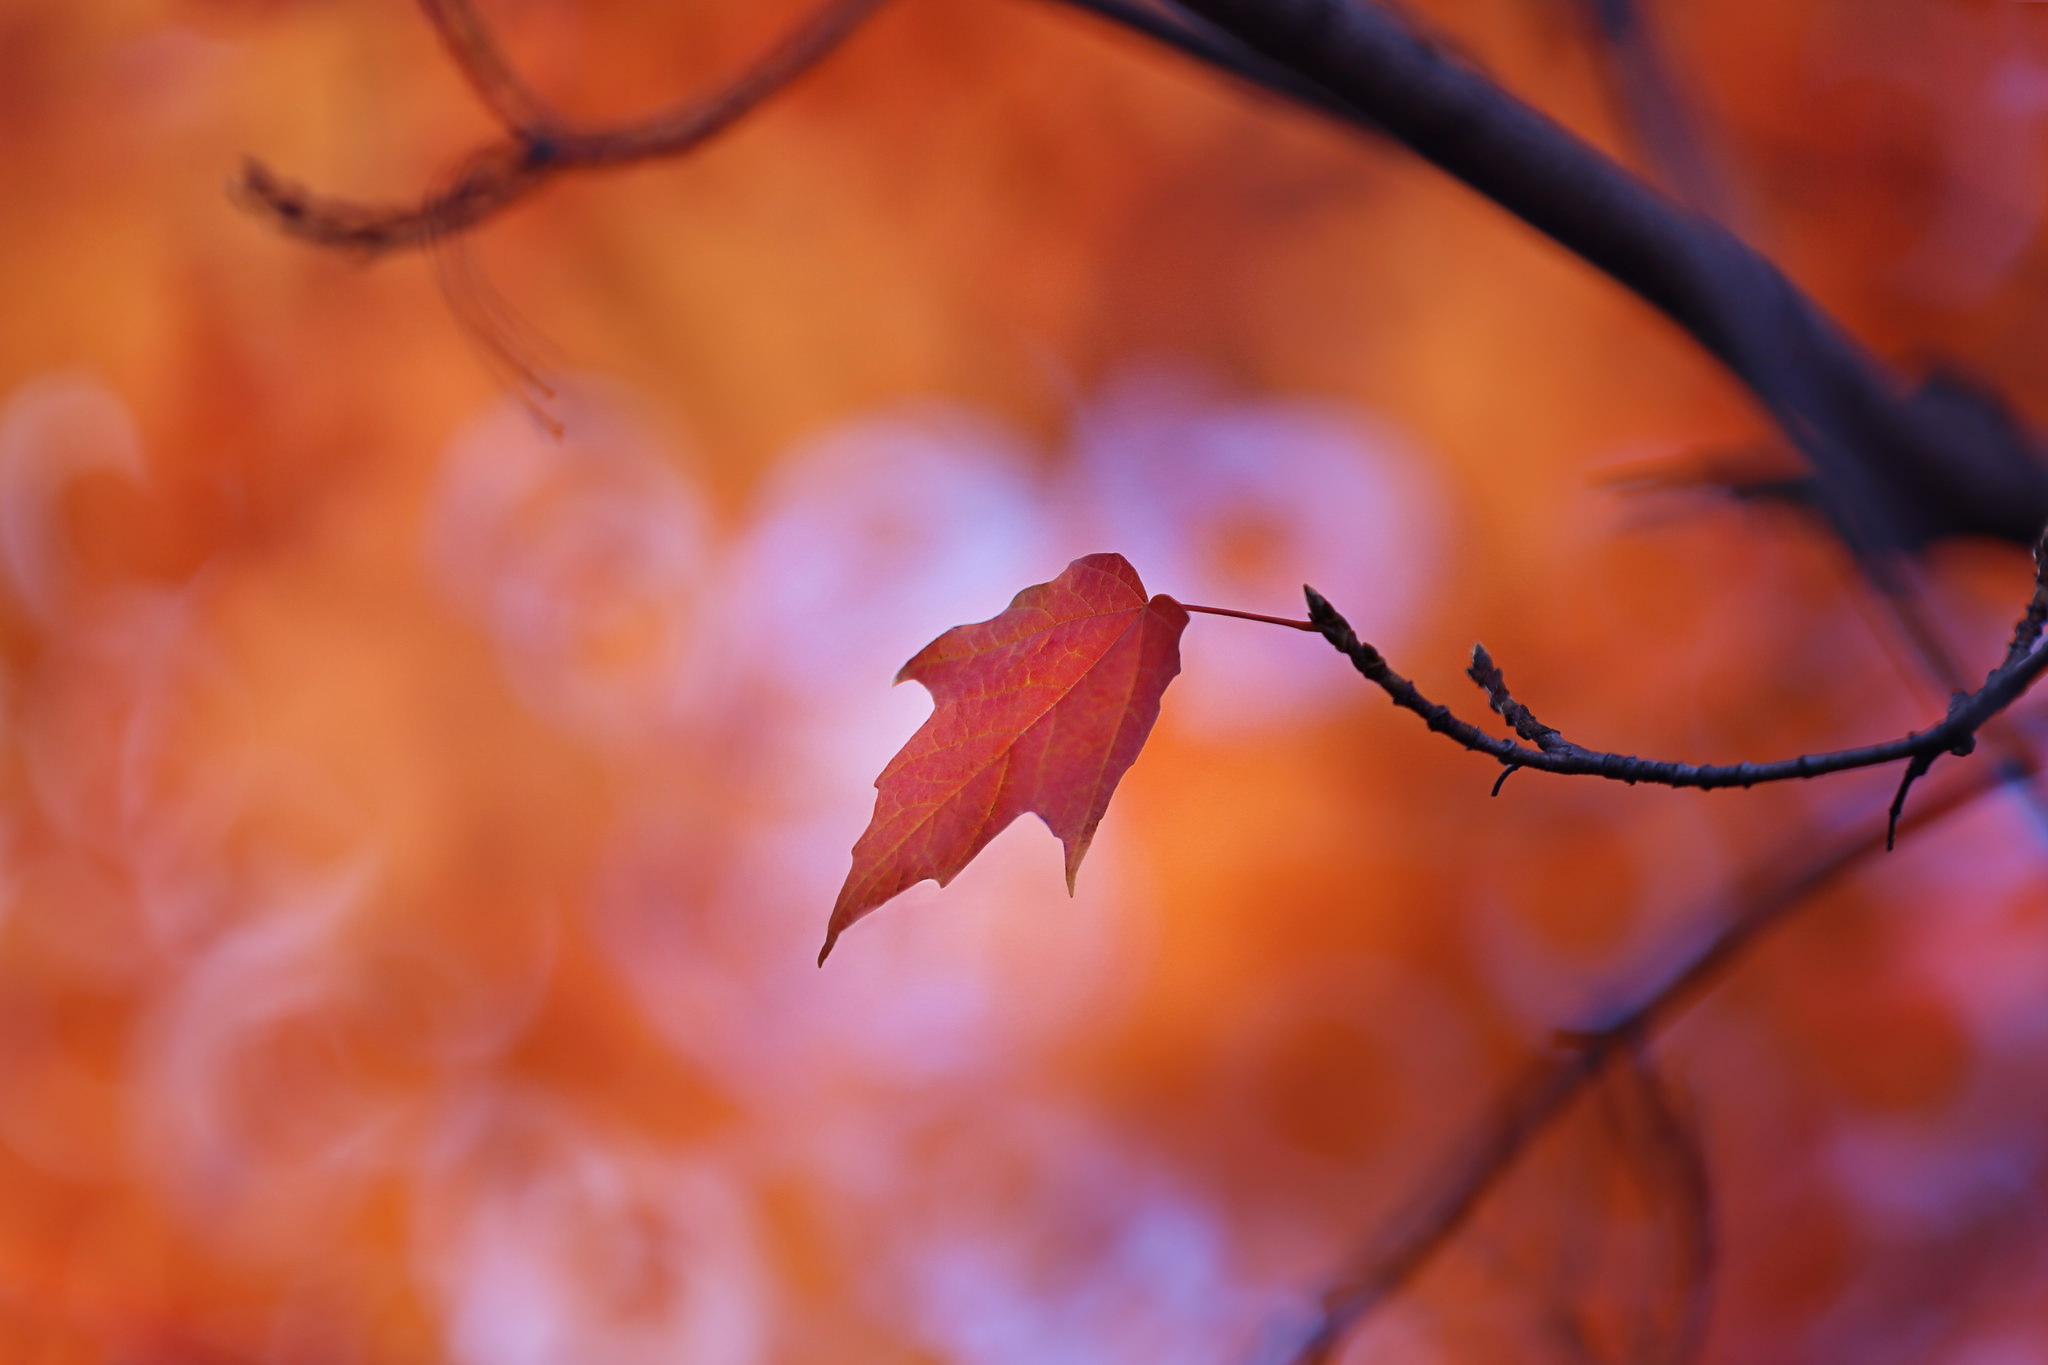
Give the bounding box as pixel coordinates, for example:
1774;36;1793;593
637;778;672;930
820;553;1190;962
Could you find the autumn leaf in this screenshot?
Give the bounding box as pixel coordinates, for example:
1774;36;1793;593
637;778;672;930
820;553;1189;963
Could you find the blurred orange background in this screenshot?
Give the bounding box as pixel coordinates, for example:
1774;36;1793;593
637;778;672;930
3;0;2048;1360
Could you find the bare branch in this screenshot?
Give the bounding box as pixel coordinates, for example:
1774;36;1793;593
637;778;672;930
1058;0;2048;554
237;0;891;252
417;0;562;135
1052;0;1377;130
1467;643;1562;750
1300;543;2048;797
2004;530;2048;669
1282;756;2018;1364
237;143;545;253
1050;0;2048;850
1885;751;1937;852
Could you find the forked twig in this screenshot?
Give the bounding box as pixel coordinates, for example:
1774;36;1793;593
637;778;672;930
236;0;891;252
230;5;2048;1356
1056;0;2048;844
1299;532;2048;832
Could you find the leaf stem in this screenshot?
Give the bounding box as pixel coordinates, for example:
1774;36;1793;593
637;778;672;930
1178;601;1320;631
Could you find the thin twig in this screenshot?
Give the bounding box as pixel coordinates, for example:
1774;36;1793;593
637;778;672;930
417;0;561;134
431;224;563;430
236;0;891;252
1885;751;1937;852
1300;551;2048;799
2004;533;2048;669
1611;1041;1716;1365
1282;755;2018;1364
1528;1039;1715;1365
1181;602;1320;631
1467;643;1562;750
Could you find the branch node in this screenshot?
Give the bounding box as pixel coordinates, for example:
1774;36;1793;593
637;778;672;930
236;0;891;251
520;134;561;169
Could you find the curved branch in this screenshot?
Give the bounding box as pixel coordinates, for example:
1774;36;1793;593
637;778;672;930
238;143;547;252
237;0;891;252
1055;0;2048;554
1284;754;2019;1364
1305;564;2048;796
1048;0;2048;861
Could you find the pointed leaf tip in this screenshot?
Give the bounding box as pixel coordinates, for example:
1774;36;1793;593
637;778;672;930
822;553;1187;955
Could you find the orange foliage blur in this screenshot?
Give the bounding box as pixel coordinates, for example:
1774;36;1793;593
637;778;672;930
2;0;2048;1361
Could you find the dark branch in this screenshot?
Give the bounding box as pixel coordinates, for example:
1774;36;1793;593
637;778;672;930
1055;0;2048;554
2005;531;2048;669
1885;752;1937;852
236;0;890;252
1467;642;1562;750
1048;0;2048;852
1301;543;2048;794
1051;0;1379;130
1283;756;2018;1364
